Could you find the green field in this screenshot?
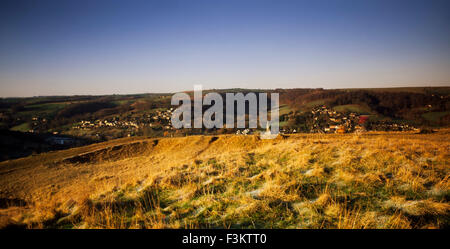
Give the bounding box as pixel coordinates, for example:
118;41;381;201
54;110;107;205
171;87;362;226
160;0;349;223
10;122;30;132
301;99;330;110
16;102;68;120
333;104;373;114
422;111;450;123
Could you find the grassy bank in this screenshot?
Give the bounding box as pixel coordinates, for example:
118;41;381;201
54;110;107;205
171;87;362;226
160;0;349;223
0;131;449;228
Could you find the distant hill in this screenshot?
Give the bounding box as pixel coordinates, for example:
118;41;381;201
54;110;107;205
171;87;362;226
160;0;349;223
0;87;448;141
277;87;450;126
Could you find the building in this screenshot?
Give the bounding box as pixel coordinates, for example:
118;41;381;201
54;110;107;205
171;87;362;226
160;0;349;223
45;136;75;145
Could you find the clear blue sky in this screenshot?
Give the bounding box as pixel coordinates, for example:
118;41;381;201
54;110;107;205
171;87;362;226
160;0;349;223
0;0;449;97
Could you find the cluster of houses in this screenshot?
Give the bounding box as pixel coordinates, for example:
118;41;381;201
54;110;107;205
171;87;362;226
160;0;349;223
72;108;174;131
73;119;141;129
306;106;415;133
299;106;361;133
368;121;415;132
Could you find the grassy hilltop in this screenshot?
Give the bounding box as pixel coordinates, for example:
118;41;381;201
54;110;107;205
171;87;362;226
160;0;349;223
0;130;449;229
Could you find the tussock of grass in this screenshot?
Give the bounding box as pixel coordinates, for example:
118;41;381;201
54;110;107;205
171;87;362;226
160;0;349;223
384;196;450;216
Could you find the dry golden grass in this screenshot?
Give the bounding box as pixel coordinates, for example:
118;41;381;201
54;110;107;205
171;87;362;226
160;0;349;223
0;130;449;229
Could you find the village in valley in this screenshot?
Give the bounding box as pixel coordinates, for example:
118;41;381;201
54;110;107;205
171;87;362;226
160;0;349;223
72;108;174;132
21;103;420;140
67;104;417;138
279;105;416;134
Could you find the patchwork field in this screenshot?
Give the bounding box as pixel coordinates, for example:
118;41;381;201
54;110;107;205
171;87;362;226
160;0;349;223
0;131;449;229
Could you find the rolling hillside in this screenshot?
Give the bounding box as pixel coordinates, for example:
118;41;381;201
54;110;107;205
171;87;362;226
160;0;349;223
0;87;449;162
0;130;449;229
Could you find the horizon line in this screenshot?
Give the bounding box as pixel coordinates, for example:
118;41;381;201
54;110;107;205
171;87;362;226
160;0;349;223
1;85;449;99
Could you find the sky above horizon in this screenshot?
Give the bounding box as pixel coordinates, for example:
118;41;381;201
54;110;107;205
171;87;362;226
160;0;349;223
1;0;449;97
